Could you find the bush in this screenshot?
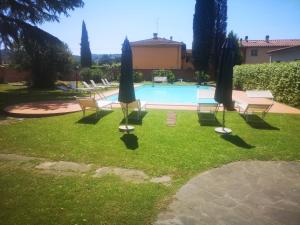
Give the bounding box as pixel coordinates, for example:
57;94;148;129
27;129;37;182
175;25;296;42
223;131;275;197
152;69;176;83
233;62;300;107
133;71;144;83
195;71;209;84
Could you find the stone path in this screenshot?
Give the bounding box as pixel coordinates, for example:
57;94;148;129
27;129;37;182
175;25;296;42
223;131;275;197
155;161;300;225
0;153;171;185
166;112;176;126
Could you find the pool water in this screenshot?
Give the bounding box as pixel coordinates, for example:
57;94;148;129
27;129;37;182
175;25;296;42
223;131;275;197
107;84;216;105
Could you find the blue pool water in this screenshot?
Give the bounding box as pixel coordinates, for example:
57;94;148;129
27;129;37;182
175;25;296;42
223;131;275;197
107;84;216;105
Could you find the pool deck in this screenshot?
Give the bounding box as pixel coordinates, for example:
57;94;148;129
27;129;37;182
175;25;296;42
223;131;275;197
4;87;300;117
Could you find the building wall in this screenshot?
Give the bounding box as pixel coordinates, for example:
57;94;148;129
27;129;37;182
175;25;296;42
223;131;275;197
131;45;182;69
243;47;279;64
270;48;300;62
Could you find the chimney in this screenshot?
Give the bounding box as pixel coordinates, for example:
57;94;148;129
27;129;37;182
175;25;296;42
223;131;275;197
265;35;270;43
170;36;173;41
245;36;248;42
153;33;158;39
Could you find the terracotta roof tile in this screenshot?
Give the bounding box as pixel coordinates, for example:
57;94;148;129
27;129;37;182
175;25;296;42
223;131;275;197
240;39;300;47
130;37;183;46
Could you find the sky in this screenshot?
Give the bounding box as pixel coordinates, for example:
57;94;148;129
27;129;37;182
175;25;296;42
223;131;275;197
39;0;300;55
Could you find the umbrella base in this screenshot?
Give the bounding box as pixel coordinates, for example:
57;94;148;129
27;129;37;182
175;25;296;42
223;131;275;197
119;125;135;132
215;127;232;134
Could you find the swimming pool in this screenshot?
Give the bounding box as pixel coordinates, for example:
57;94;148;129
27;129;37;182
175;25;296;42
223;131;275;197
107;84;216;105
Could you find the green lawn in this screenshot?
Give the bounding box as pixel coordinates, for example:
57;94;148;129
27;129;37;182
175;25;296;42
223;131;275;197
0;84;299;225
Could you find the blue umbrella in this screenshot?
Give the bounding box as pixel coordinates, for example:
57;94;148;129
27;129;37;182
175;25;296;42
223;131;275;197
214;37;236;134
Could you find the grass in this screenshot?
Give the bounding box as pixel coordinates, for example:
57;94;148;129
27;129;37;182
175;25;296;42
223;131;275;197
0;83;300;225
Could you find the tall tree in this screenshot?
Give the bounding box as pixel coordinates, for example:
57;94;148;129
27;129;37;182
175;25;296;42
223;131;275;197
210;0;227;80
192;0;215;73
227;30;243;65
0;0;84;87
80;21;92;68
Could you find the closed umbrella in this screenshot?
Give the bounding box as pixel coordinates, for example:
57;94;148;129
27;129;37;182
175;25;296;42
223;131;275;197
118;37;136;132
214;37;236;134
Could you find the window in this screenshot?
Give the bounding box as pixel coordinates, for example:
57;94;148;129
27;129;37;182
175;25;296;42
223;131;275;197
250;49;258;56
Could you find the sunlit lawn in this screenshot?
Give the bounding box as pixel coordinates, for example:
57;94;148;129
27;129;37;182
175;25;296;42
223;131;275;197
0;84;299;225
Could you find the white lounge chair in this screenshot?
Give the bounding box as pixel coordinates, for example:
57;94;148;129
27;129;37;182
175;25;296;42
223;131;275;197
235;90;274;121
90;80;106;89
197;89;219;121
69;81;94;96
104;78;118;87
120;100;146;121
75;97;113;118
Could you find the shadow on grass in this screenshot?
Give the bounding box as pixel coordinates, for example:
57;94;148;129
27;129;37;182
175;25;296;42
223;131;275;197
120;133;139;150
241;114;279;130
221;134;255;149
120;111;148;125
76;110;113;124
198;113;221;126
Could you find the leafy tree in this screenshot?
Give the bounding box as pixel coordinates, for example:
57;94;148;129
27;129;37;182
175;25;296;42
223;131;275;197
210;0;227;80
192;0;215;73
80;20;92;68
0;0;84;87
227;31;243;65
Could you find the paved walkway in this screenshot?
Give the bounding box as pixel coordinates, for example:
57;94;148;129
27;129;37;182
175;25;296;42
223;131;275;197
155;161;300;225
3;89;300;117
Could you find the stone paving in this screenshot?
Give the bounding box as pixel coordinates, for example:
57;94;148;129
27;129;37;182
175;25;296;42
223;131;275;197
0;153;171;185
155;161;300;225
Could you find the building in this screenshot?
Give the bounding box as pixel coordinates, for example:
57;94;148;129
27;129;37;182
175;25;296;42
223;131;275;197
267;45;300;63
240;36;300;64
130;33;194;80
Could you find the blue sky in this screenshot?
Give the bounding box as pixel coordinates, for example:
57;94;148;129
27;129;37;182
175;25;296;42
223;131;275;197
40;0;300;55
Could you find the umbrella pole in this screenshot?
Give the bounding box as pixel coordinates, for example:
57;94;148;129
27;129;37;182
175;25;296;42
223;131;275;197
215;105;232;134
125;104;128;129
222;107;225;131
119;103;135;133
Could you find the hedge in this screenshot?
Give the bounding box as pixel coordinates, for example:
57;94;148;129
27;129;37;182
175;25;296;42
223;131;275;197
152;69;176;83
233;62;300;107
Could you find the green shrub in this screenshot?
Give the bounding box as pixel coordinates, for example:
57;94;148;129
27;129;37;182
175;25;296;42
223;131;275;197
133;71;144;83
80;68;92;81
152;69;176;83
233;62;300;107
195;71;209;84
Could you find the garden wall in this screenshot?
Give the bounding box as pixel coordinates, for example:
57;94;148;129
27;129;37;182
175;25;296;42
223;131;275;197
0;66;31;83
233;62;300;107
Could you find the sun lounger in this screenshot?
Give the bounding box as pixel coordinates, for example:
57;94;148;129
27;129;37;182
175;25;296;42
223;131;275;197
75;97;113;118
235;90;274;121
120;100;146;120
197;89;219;121
104;78;118;87
90;80;105;89
153;76;167;83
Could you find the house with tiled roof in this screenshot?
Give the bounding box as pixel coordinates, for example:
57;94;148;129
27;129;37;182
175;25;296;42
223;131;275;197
130;33;192;70
240;36;300;64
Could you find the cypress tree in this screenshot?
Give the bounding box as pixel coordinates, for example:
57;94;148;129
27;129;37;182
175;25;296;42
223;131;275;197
210;0;227;80
227;31;243;65
80;20;92;67
192;0;215;73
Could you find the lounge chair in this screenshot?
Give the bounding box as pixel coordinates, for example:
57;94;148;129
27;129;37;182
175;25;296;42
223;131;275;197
104;78;118;87
82;81;107;99
235;90;274;121
75;97;113;118
197;89;219;121
69;81;94;97
90;80;105;89
120;100;146;121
